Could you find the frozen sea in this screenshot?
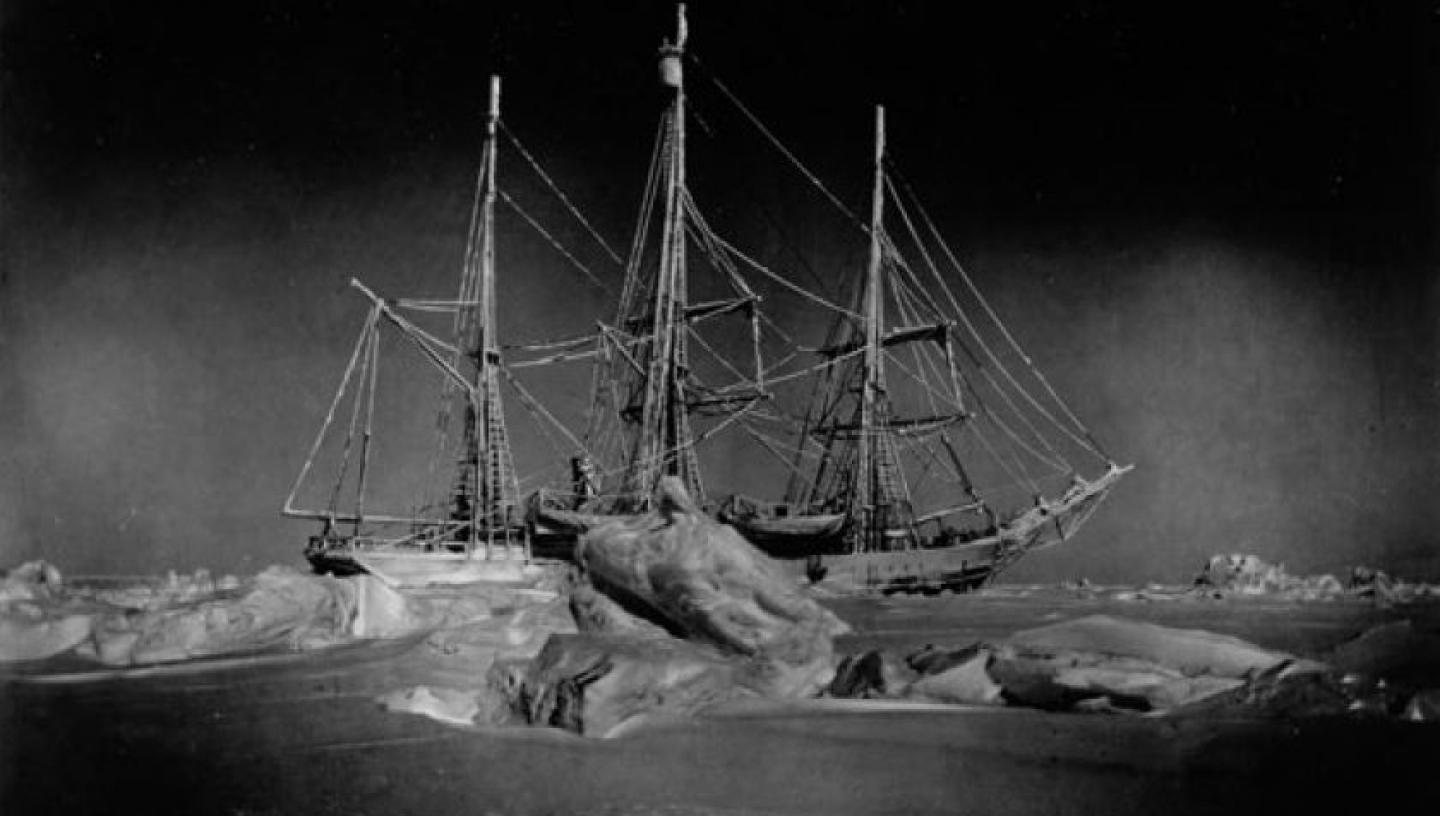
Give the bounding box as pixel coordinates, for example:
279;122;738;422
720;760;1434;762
3;587;1438;815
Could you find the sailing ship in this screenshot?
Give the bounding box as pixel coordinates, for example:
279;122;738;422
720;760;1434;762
287;5;1127;593
283;77;543;587
532;4;1128;592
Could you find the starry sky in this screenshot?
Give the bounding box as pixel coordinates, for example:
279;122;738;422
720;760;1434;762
3;0;1438;581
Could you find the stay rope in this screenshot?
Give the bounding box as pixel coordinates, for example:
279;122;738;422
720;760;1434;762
891;168;1112;463
284;306;381;518
884;174;1093;467
690;52;866;231
499;121;626;266
499;190;607;290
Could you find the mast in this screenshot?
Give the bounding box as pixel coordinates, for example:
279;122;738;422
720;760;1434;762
856;105;886;551
478;74;501;548
454;74;522;555
630;3;701;505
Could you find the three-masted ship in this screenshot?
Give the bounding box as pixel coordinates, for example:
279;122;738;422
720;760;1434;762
289;5;1128;593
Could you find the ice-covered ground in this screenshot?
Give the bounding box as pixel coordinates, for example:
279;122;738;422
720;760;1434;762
3;582;1438;816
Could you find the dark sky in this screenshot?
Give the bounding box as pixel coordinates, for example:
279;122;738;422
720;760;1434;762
8;2;1435;227
3;1;1438;581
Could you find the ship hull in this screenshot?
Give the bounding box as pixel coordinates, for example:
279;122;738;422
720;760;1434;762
530;494;848;557
774;465;1130;593
717;500;848;557
526;465;1126;592
305;537;540;588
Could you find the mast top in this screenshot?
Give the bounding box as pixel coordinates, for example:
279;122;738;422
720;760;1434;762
488;75;501;129
660;5;688;88
874;105;885;163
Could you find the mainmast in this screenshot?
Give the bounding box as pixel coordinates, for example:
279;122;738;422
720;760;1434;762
856;105;886;551
480;74;500;386
629;3;703;504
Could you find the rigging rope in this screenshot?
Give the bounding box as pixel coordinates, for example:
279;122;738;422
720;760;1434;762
969;361;1072;475
878;347;965;416
588;114;668;460
499;189;608;291
429;136;491;514
329;319;377;518
616;114;670;327
284;306;381;517
601;396;762;487
499;121;626;266
763;346;864;388
503;334;598;353
705;230;861;320
877;219;969;411
394;299;483;312
687;324;752;387
353;325;380;524
913;433;964;485
891;168;1112;463
757;350;800;382
495;363;596;468
738;418;817;486
690;52;867;231
891;289;959;422
889;247;1070;472
879;259;951;415
682;193;755;299
883;174;1083;468
962;404;1041;498
353;282;475;395
679;191;804;348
